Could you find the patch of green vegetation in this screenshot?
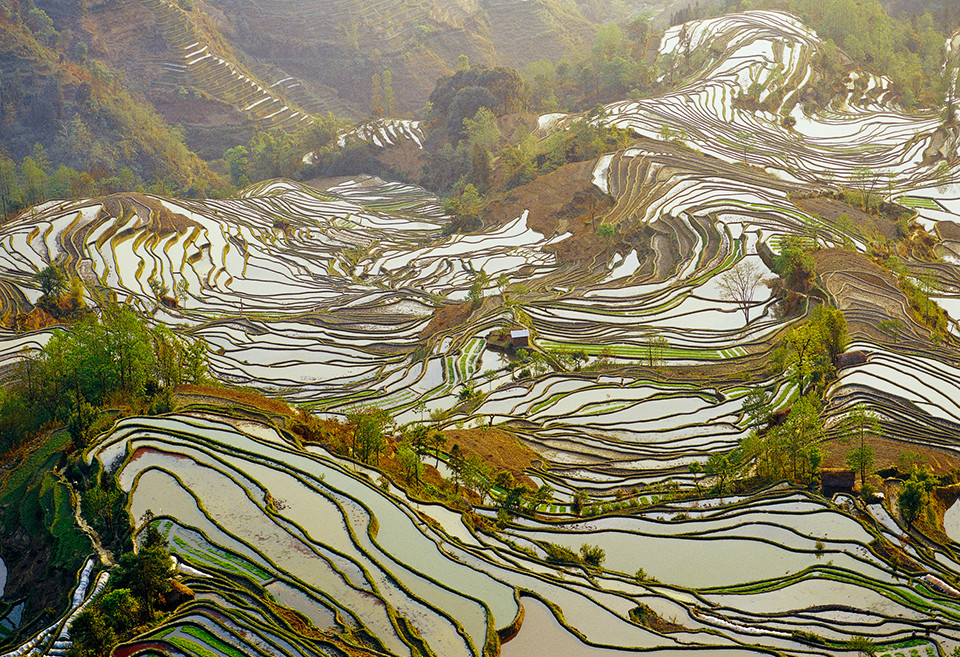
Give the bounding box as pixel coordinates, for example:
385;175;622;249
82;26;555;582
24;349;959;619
181;625;247;657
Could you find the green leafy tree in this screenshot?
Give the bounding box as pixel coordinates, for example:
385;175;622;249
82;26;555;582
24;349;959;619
741;386;773;430
347;407;392;465
783;322;829;397
114;525;173;615
35;261;67;306
67;607;115;657
463;107;501;152
468;268;490;306
778;394;824;483
98;589;142;636
396;438;423;486
704;452;737;494
689;461;704;496
448;443;466;490
381;69;395;116
844;404;881;487
774;236;817;297
224;145;249;187
370;73;384;118
810;305;848;360
898;476;927;528
580;543;606;568
464;454;493;503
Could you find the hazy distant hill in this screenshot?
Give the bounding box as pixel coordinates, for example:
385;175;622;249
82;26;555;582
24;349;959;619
180;0;632;117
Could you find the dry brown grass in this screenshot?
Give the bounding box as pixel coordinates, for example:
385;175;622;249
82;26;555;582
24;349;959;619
443;427;539;487
822;435;960;477
176;384;295;419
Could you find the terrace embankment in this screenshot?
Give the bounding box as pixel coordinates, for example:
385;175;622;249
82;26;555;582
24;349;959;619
793;195;898;241
486;160;615;264
814;248;926;341
442;427;538;487
176;384;296;424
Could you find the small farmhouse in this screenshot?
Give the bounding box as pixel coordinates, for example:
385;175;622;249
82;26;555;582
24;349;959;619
486;328;530;352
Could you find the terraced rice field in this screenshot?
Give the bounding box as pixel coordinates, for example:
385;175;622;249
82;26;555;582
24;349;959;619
4;9;960;657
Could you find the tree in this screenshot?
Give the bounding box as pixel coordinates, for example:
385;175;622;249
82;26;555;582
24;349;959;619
35;261;67;305
98;589;142;636
741;386;773;430
644;334;668;367
580;543;606;568
370;73;384;118
718;260;767;324
704;452;736;494
843;404;881;487
531;484;553;510
571;490;590;515
810;305;848;361
467;268;490;306
851;166;882;212
877;318;903;340
448;443;466;490
774;236;816;296
501;483;530;516
689;461;704;496
381;69;395;116
898;476;927;527
114;528;173;615
464;455;492;503
430;430;446;467
779;394;824;483
396;438;423;486
347;407;392;465
67;607;115;657
846;444;875;491
783;323;828;397
224;145;249;187
463;107;501;152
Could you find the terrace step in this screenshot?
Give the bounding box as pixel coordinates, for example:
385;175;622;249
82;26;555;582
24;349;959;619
137;0;313;129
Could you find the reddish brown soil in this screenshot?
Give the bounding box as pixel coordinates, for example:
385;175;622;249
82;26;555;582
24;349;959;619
937;220;960;241
442;427;539;487
419;301;476;340
177;384;295;419
485;160;614;264
822;435;960;478
375;141;428;181
794;195;897;240
813;247;920;338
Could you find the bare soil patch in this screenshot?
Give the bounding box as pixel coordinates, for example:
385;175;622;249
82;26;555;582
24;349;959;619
485;160;614;264
794;195;897;240
442;427;539;487
176;384;295;420
419;301;475;340
822;435;960;477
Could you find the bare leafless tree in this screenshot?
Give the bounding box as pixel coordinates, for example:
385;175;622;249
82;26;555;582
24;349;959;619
718;260;767;324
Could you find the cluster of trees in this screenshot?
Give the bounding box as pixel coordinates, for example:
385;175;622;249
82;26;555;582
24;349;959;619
418;50;636;219
690;303;849;493
725;0;958;110
0;302;208;453
68;521;177;657
541;541;606;568
0;2;220;215
522;19;660;113
222;115;341;189
770;235;819;316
